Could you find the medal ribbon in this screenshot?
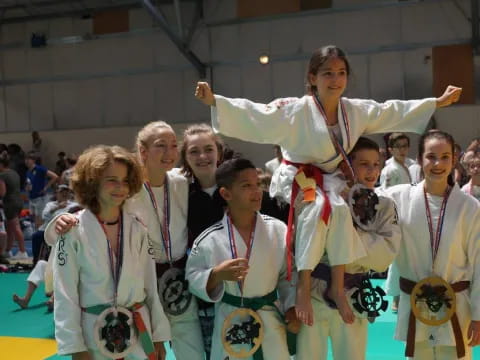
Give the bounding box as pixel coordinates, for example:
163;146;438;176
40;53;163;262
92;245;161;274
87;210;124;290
97;211;124;308
312;92;355;182
423;186;451;265
226;213;257;294
144;179;172;264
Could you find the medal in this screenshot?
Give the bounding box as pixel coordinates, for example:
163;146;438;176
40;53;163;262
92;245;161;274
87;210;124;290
93;306;137;359
157;267;192;316
409;187;454;325
410;276;456;325
144;180;191;315
93;213;137;358
222;214;264;358
221;308;264;358
348;184;379;231
350;278;388;319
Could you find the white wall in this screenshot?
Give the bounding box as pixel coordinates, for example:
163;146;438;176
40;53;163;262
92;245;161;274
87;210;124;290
0;0;478;167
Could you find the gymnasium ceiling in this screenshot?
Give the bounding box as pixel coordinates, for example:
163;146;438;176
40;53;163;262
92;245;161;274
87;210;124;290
0;0;192;24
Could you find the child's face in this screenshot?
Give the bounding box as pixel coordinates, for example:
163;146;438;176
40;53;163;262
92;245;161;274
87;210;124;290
467;157;480;177
185;133;218;179
421;138;453;185
221;168;263;213
351;149;380;189
389;138;409;162
141;128;178;173
98;161;130;210
308;57;347;97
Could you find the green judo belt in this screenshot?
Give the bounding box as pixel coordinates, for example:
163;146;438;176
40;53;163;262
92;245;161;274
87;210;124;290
221;289;296;359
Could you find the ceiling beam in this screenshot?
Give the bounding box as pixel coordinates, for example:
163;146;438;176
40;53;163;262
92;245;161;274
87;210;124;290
141;0;206;77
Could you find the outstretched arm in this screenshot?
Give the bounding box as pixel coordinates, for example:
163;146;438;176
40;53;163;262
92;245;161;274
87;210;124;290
436;85;462;108
195;82;216;106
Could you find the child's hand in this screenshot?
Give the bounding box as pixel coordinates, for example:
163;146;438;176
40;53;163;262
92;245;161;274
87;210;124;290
436;85;462;107
154;342;166;360
468;320;480;347
195;82;216;106
212;258;249;282
285;306;301;333
55;214;78;234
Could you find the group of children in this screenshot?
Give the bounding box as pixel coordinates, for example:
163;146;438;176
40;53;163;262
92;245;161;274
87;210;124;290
42;44;480;360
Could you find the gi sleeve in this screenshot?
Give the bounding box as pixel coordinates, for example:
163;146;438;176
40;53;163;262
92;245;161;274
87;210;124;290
52;229;87;355
141;233;171;342
186;236;225;302
467;208;480;320
44;212;71;246
353;198;401;272
358;98;436;135
276;223;297;313
212;95;301;146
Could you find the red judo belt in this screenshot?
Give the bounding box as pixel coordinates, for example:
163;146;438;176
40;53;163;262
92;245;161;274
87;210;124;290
282;160;332;281
399;277;470;358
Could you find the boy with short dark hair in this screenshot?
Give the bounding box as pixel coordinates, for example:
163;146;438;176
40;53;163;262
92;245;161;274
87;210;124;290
186;158;299;360
300;137;401;360
380;132;416;188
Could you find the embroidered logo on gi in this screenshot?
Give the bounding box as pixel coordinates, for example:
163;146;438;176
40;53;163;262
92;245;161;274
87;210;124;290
222;308;264;358
57;235;67;266
147;236;155;257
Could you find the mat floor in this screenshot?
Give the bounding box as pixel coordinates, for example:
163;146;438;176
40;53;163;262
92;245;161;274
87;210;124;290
1;274;478;360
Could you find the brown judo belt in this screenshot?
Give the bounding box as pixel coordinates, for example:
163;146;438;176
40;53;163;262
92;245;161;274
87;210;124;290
399;276;470;358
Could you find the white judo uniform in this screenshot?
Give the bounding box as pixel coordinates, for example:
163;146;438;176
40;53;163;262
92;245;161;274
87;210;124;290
126;171;205;360
211;94;436;273
461;181;480;202
52;209;170;359
386;182;480;360
297;193;401;360
381;157;416;298
185;212;296;360
46;170;204;360
380;157;415;189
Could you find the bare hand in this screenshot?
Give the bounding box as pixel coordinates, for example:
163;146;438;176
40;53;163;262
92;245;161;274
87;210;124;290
468;320;480;347
54;214;77;234
436;85;462;108
154;342;166;360
195;82;216;106
213;258;249;282
285;306;301;334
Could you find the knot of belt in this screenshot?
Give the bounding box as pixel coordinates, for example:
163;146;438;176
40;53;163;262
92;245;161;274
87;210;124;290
399;277;470;358
155;254;187;278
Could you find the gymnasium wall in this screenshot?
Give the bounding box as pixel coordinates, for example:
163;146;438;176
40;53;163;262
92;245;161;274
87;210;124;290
0;0;478;168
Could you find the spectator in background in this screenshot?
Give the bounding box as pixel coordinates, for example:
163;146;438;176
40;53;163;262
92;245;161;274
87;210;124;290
0;152;27;260
453;143;468;187
59;155;77;186
31;131;42;154
54;151;67;176
265;144;283;175
25;151;58;229
7;144;27;190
